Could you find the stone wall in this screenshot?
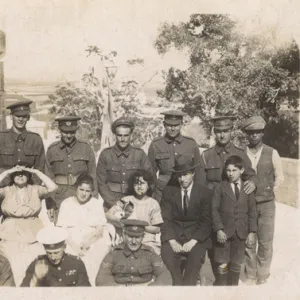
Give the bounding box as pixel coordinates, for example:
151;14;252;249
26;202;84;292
276;157;299;208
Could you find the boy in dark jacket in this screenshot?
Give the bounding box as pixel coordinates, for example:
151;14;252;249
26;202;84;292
212;155;257;286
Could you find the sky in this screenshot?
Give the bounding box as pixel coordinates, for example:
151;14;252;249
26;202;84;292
0;0;299;84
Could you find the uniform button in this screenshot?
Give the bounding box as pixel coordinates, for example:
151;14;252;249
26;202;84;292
58;267;61;270
68;164;71;167
122;172;125;175
59;279;62;282
131;267;134;270
18;159;20;162
18;149;21;151
73;282;75;284
173;143;176;147
175;152;178;155
130;276;133;279
122;181;125;183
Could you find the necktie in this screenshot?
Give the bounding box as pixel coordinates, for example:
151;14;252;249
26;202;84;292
234;182;240;200
183;189;189;216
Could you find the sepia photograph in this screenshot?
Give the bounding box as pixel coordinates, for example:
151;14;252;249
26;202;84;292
0;0;299;299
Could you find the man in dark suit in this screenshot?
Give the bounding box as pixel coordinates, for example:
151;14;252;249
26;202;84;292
160;154;213;286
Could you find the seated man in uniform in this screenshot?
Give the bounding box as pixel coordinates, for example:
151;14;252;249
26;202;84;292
21;226;90;287
95;219;172;286
0;252;15;286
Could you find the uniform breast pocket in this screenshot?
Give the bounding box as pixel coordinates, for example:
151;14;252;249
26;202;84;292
106;164;121;181
138;266;152;277
65;273;77;286
0;147;14;166
112;264;127;275
126;162;140;173
73;153;89;162
205;163;221;182
155;152;172;172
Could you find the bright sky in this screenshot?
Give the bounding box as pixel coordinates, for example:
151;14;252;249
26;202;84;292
0;0;299;83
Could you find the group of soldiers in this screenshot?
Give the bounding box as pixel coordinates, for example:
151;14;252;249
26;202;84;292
0;99;283;286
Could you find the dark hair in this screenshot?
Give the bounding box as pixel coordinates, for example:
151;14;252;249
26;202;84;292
224;155;244;170
128;170;154;196
74;173;94;191
10;171;33;185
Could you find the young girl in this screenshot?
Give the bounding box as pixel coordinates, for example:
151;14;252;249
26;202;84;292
0;164;57;286
106;170;163;255
56;173;111;286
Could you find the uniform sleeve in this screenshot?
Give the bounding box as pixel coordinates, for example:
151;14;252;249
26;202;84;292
248;192;258;233
198;151;208;186
87;146;98;197
95;252;117;286
45;148;55;180
140;149;153;176
272;149;284;191
96;152;119;209
211;183;224;232
160;189;177;242
193;143;202;183
76;259;91;286
150;199;163;225
147;142;157;183
20;259;36;287
34;136;46;173
0;255;15;287
149;252;172;286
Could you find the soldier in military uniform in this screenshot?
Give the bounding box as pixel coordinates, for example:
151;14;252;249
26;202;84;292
199;116;258;191
95;219;172;286
148;110;201;202
198;116;258;282
97;117;152;210
45;116;97;221
21;226;90;287
0;100;45;187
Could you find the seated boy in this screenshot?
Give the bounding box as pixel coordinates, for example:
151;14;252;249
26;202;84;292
211;155;257;286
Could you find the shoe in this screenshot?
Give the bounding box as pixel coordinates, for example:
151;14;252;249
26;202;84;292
244;278;257;285
256;278;267;285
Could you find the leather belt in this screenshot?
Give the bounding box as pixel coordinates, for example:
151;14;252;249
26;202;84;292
55;174;79;186
107;181;128;194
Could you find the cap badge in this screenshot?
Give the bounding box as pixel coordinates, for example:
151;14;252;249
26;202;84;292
66;121;72;126
20;106;24;111
132;226;138;231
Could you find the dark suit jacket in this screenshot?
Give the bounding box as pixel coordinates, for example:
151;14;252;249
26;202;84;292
211;180;257;239
161;181;213;248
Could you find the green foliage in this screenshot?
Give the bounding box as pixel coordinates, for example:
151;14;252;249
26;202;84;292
155;14;299;157
48;83;103;152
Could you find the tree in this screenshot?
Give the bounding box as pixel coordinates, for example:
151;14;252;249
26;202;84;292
155;14;299;157
48;47;163;152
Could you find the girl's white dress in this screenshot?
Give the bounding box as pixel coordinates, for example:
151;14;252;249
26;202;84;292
57;196;111;286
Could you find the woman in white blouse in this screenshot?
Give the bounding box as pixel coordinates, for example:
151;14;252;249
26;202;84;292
56;173;111;286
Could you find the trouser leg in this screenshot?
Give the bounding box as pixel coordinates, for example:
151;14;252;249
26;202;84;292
161;242;183;286
182;243;206;286
227;234;245;286
215;264;228;286
256;201;276;281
